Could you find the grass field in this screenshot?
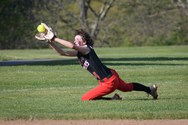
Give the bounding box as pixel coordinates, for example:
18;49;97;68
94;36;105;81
0;46;188;120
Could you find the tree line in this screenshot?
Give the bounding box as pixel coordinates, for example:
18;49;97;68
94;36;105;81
0;0;187;49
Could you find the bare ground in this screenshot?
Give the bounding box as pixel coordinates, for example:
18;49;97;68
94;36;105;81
0;119;188;125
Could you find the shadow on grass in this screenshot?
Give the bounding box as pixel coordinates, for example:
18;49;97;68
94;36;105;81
102;57;188;61
0;57;187;66
125;96;188;101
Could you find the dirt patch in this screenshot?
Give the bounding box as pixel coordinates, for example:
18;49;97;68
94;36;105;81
0;119;188;125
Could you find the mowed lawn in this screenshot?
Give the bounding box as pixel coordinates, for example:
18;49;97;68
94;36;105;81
0;46;187;120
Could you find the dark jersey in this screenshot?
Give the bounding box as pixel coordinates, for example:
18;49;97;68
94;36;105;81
77;46;112;80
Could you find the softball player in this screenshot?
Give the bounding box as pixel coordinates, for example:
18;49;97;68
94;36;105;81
35;24;158;101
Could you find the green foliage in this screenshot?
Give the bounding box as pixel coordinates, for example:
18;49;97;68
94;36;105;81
0;46;188;120
0;0;36;49
0;0;188;49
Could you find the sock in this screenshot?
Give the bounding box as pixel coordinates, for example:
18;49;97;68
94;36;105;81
132;82;151;93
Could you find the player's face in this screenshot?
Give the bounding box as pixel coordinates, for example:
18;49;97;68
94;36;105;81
74;35;86;46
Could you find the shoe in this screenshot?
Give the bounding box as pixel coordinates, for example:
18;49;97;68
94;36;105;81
111;93;122;100
149;84;158;99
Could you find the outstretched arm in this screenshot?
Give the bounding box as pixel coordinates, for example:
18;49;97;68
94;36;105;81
48;41;77;57
35;23;89;56
53;37;90;55
53;37;74;49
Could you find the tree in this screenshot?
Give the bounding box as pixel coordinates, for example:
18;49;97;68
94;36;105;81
0;0;39;49
78;0;115;40
0;0;187;49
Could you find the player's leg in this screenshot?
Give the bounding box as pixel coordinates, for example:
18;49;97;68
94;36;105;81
116;78;133;92
117;79;158;99
81;84;116;101
132;82;151;93
132;82;158;99
82;69;121;101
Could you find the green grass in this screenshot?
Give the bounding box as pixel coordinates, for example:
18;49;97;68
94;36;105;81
0;46;188;120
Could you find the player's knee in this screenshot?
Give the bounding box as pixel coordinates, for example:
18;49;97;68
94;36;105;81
81;95;93;101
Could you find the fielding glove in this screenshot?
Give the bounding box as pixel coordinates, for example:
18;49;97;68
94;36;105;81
35;23;56;41
41;23;55;40
35;32;46;41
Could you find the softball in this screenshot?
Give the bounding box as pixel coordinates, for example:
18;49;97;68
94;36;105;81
37;24;46;33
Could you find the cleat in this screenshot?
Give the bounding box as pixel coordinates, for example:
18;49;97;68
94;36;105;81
149;84;158;99
111;93;122;100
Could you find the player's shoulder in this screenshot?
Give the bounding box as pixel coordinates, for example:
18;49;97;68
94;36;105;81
87;45;94;51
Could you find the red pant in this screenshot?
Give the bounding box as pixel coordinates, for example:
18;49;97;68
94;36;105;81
82;69;133;101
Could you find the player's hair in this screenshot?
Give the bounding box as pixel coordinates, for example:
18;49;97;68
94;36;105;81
75;29;94;47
